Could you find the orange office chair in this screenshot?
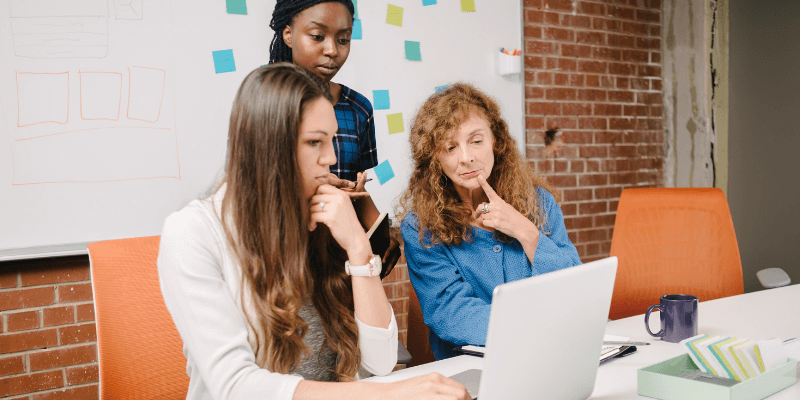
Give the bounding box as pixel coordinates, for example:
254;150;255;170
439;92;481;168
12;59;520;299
608;188;745;320
88;236;189;399
406;284;437;368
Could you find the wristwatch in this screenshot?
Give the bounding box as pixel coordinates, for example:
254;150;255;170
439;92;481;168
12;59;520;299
345;255;382;277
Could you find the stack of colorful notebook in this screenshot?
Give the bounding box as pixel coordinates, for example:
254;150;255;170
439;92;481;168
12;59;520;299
680;334;791;381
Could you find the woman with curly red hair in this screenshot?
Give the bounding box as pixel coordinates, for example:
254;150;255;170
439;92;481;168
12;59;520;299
397;83;582;360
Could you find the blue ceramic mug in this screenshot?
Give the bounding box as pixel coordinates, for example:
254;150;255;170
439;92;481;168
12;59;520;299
644;294;698;343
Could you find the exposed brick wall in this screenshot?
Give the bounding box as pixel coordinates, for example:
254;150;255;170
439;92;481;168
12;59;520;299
0;254;409;398
523;0;664;262
0;257;97;400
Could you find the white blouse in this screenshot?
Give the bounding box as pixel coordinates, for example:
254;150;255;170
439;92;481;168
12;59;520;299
157;188;398;400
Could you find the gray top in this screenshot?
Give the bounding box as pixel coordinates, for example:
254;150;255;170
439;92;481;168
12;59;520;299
291;302;337;382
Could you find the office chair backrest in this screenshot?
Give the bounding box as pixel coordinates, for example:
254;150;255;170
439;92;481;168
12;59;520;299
608;188;744;320
88;236;189;399
406;284;437;367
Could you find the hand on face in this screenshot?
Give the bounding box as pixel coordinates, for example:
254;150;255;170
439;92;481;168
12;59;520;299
309;184;368;254
474;175;540;242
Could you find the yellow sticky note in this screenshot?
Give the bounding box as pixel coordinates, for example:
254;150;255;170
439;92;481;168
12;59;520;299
387;113;404;134
386;4;403;27
461;0;476;12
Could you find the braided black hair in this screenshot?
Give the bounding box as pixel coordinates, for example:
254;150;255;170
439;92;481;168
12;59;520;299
269;0;356;64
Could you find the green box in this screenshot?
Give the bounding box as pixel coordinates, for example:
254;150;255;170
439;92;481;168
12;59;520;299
638;354;797;400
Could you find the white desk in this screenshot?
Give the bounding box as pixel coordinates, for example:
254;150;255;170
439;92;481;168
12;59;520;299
365;284;800;399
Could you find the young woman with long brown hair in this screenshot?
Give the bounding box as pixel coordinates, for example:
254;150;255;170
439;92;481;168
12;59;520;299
158;63;468;400
397;83;582;360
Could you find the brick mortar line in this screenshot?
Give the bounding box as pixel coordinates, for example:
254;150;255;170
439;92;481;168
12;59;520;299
11;381;98;398
524;3;662;10
0;281;92;292
2;341;97;355
0;343;98;373
523;12;662;20
2;360;98;379
522;27;662;34
522;22;662;26
522;38;662;46
1;301;94;315
1;323;96;339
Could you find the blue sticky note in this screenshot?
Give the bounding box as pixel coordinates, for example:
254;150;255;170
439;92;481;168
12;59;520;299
422;0;437;5
435;85;449;93
353;0;358;18
212;49;236;74
405;41;421;61
374;160;395;185
352;19;362;40
373;90;390;110
226;0;247;14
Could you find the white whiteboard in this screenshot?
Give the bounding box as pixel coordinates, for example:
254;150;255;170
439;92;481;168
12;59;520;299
0;0;523;259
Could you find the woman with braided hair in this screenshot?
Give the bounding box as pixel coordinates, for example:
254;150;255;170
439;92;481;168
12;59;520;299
269;0;401;279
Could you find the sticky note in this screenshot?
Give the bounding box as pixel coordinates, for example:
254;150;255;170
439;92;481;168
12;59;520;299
755;339;786;372
387;4;403;27
373;90;390;110
212;50;236;74
353;0;358;18
681;334;711;374
461;0;476;12
405;41;421;61
387;113;404;134
710;337;740;380
226;0;247;15
423;0;437;5
374;160;395;185
435;85;449;93
688;335;722;376
700;337;732;377
733;341;762;378
352;19;362;40
718;338;749;381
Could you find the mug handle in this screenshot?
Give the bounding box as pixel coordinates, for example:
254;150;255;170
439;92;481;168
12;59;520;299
644;304;665;338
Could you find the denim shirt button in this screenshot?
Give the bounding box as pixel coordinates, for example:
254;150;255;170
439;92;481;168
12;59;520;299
493;244;502;253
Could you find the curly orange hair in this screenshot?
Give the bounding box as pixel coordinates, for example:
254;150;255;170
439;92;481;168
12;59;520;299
396;83;559;247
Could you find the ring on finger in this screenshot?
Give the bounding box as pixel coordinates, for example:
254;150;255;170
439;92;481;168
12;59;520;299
319;201;326;211
482;203;489;213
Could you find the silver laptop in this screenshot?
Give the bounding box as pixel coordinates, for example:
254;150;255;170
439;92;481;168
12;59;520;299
450;256;618;400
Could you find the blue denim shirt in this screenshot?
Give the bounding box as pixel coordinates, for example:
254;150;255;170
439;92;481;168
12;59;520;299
401;187;581;359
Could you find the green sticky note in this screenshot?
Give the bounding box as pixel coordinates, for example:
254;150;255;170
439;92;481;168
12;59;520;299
405;41;421;61
353;0;358;19
226;0;247;15
461;0;476;12
386;4;403;27
387;113;404;134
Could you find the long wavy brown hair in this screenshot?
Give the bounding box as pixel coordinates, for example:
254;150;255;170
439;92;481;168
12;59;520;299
397;82;559;247
220;63;360;381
